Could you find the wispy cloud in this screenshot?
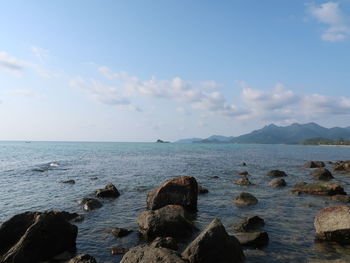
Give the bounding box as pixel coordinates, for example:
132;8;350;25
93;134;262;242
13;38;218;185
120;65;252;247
31;46;49;64
308;1;350;42
0;52;26;76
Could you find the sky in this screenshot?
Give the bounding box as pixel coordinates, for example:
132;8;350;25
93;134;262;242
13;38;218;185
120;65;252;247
1;0;350;142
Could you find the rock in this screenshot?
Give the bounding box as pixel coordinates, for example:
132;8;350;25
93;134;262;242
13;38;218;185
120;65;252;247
120;245;185;263
107;227;133;238
233;231;269;248
238;171;249;176
146;176;198;212
51;211;84;222
111;247;128;255
266;170;287;177
182;218;245;263
62;179;76;184
78;198;103;211
268;178;286;187
240;162;247;166
198;184;209;194
311;168;334;181
151;237;178;250
96;183;120;198
137;205;196;240
234;192;258;206
68;254;97;263
292;182;346;196
210;176;220;179
314;206;350;244
330;195;350;203
234;176;254;186
232;216;265;232
0;211;77;263
90;177;98;180
304;161;325;168
334;160;350;173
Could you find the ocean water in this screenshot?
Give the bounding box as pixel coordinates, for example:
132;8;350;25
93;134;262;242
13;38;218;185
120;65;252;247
1;141;350;262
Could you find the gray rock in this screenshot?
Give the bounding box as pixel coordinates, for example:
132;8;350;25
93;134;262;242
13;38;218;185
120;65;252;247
266;170;287;177
268;178;286;187
96;183;120;198
234;192;258;206
304;161;325;168
68;254;97;263
151;237;178;250
182;218;245;263
107;227;133;238
234;176;254;186
233;216;265;232
233;232;269;248
61;180;75;184
311;168;334;181
78;198;103;211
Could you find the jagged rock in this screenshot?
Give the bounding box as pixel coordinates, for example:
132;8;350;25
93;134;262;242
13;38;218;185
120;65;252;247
304;161;325;168
182;218;245;263
147;176;198;212
233;216;265;232
107;227;133;238
268;178;286;187
330;195;350;203
0;211;77;263
96;183;120;198
292;182;346;196
314;206;350;244
311;168;334;181
198;184;209;194
61;180;75;184
151;237;178;250
266;170;287;177
78;198;103;211
68;254;97;263
233;232;269;248
234;192;258;206
137;205;196;240
120;245;185;263
234;176;254;186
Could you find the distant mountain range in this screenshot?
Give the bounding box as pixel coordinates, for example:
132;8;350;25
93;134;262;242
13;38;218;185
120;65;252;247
175;122;350;144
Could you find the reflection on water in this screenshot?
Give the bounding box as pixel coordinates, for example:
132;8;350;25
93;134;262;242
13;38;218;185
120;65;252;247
1;142;350;262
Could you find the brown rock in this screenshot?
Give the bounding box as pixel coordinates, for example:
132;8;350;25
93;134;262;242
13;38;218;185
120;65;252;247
233;231;269;248
304;161;325;168
233;192;258;206
311;168;334;181
330;195;350;203
111;247;128;255
292;182;346;196
232;216;265;232
266;170;287;177
234;176;254;186
68;254;97;263
96;183;120;198
268;178;286;187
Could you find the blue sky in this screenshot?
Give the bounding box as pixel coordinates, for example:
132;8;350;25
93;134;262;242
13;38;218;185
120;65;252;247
1;0;350;141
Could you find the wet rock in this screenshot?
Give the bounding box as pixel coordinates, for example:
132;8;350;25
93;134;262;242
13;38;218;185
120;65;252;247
311;168;334;181
292;182;346;196
234;176;254;186
120;245;185;263
68;254;97;263
334;160;350;173
95;183;120;198
62;179;76;184
137;205;196;240
182;218;245;263
52;211;84;222
111;247;128;255
268;178;286;187
238;171;249;176
0;211;78;263
234;192;258;206
151;237;178;250
266;170;287;177
78;198;103;211
198;184;209;194
240;162;247;166
330;195;350;203
233;216;265;232
107;227;133;238
147;176;198;212
90;177;98;181
304;161;325;168
315;206;350;244
233;232;269;248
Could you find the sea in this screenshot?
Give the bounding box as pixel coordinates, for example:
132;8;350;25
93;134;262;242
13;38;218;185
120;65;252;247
1;141;350;263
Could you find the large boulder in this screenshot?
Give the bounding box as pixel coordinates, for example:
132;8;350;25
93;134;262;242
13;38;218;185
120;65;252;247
292;182;346;196
311;168;334;181
233;216;265;232
233;232;269;248
233;192;258;206
268;178;286;187
96;183;120;198
314;206;350;244
147;176;198;212
304;161;325;168
266;170;287;177
0;211;77;263
120;245;185;263
68;254;97;263
182;218;244;263
137;205;196;240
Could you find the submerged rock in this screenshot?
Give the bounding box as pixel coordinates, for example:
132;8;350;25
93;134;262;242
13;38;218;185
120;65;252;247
233;231;269;248
268;178;286;187
78;198;103;211
198;184;209;194
0;211;77;263
240;162;247;166
147;176;198;212
311;168;334;181
137;205;196;240
233;216;265;232
234;192;258;206
61;179;76;184
314;206;350;244
330;195;350;203
304;161;325;168
292;182;346;196
68;254;97;263
95;183;120;198
151;237;178;250
182;218;245;263
266;170;287;177
234;176;254;186
107;227;133;238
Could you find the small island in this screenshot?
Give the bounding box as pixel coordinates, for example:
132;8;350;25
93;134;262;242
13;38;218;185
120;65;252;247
156;139;170;143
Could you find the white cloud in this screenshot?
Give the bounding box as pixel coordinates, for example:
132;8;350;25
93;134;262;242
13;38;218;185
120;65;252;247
12;89;36;97
0;52;26;76
31;46;49;64
309;2;350;42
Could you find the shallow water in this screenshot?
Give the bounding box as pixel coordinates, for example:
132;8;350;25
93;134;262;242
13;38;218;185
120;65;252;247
1;141;350;262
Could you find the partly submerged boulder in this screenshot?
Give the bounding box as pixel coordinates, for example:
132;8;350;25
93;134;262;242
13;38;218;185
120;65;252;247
314;206;350;244
266;170;287;177
147;176;198;212
292;182;346;196
304;161;325;168
107;227;133;238
268;178;286;187
0;211;77;263
137;205;196;240
234;192;258;206
78;198;103;211
198;184;209;194
233;216;265;232
311;168;334;181
234;176;254;186
233;231;269;248
96;183;120;198
182;218;245;263
68;254;97;263
334;161;350;173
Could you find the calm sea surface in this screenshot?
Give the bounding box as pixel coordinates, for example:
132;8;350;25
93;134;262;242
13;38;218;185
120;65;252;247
1;141;350;262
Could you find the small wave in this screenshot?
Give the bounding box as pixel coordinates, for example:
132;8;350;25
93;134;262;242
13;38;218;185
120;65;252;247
49;162;59;167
